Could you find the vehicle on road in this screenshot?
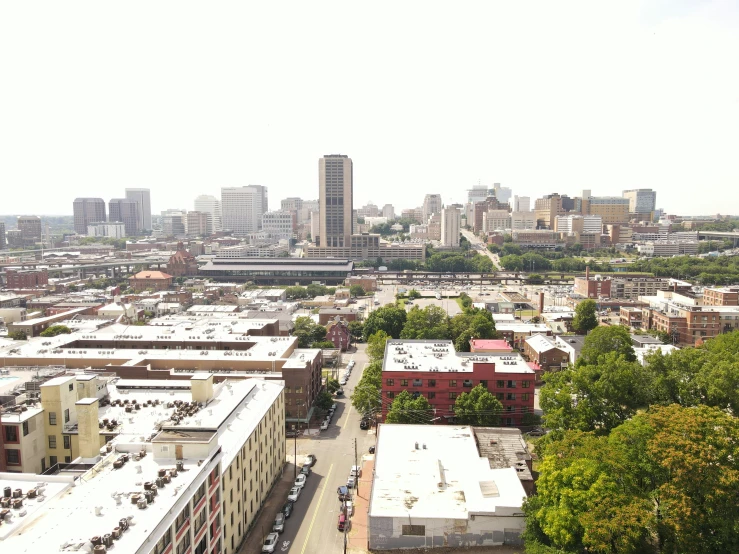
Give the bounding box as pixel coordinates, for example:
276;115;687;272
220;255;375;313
336;388;344;396
528;427;547;437
369;446;375;454
351;465;362;477
294;474;307;489
337;486;350;501
287;486;301;502
273;513;285;533
320;421;329;431
331;403;337;410
261;532;279;553
281;501;294;518
338;513;348;531
347;476;356;488
339;377;347;385
304;454;316;466
359;420;369;430
345;500;354;516
300;465;311;477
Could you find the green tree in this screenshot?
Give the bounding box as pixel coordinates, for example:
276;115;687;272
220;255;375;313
450;308;496;352
407;288;421;300
347;321;364;342
571;299;598;335
400;305;450;340
367;330;391;362
385;391;435;424
39;325;72;337
453;384;503;426
311;340;336;349
285;286;308;299
8;331;27;341
349;285;365;297
363;304;407;339
578;325;636;366
326;377;340;394
314;390;334;410
293;316;327;348
351;361;382;416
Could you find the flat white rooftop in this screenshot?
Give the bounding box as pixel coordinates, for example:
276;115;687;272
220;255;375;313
370;425;526;520
383;340;534;374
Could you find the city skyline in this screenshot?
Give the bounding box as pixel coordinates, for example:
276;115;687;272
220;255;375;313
1;2;737;216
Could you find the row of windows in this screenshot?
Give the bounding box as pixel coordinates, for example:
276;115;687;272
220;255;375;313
386;391;529;401
385;379;529;389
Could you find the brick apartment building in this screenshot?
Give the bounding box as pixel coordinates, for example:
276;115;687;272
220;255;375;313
381;340;536;427
4;268;49;289
703;286;739;307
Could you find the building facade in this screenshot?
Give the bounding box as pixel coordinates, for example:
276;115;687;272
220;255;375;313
318;154;353;247
87;222;125;238
261;211;295;239
440;207;460;247
73;197;107;234
221;185;269;236
586;196;630;224
125;188;152;231
17;216;42;245
109;198;140;236
623;188;656;219
5;268;49;289
194;194;223;232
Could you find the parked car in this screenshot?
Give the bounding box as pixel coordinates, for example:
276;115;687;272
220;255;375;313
287;486;301;502
300;465;311;477
337;486;349;501
262;532;279;553
369;445;375;454
294;474;307;489
350;465;362;477
335;388;344;396
273;513;285;533
320;421;329;431
337;513;348;531
344;500;354;516
359;420;369;430
281;501;294;518
331;403;337;410
339;378;347;385
528;427;547;437
347;476;356;488
304;454;316;466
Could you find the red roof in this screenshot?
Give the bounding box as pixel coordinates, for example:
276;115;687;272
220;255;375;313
470;339;512;351
130;270;173;280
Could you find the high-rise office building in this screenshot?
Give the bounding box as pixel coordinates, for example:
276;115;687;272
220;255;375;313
72;197;107;234
262;211;296;239
493;183;512;204
221;185;269;236
125;188;152;231
109;199;140;236
161;210;187;237
318;154;353;247
441;207;460;247
534;194;566;229
587;197;630;224
186;210;211;237
623;189;657;219
422;194;443;222
0;222;5;249
194;194;222;232
17;216;42;244
382;204;395;220
513;195;531;212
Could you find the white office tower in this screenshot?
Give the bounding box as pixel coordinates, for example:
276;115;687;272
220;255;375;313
221;185;269;236
441;207;460;247
513;195;531;212
125;188;152;231
194;194;223;232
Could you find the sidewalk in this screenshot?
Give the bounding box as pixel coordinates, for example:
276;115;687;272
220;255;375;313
238;460;297;553
348;455;374;553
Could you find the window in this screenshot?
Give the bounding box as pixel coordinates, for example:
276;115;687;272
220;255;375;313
448;392;457;400
64;455;71;463
402;525;425;536
176;533;191;554
463;380;473;388
449;380;457;387
496;380;505;388
49;455;58;465
22;421;29;436
153;530;172;554
4;426;18;442
428;392;436;400
507;380;516;388
193;482;206;506
428;379;436;387
63;435;71;449
400;379;408;387
479;380;488;389
386;379;394;386
175;505;190;530
496;393;504;400
6;449;20;465
412;379;422;387
194;509;206;533
522;393;529;401
69;383;74;392
64;409;70;423
294;386;303;393
48;435;57;449
522;381;530;388
49;412;57;426
507;393;516;401
387;391;395;399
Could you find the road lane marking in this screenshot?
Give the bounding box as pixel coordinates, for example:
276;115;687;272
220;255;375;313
300;463;334;554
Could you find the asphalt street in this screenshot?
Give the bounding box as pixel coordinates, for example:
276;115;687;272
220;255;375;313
244;344;376;554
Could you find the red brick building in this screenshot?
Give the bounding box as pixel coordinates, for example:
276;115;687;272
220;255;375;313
128;270;174;292
167;244;199;277
703;286;739;307
325;319;351;351
4;269;48;289
573;276;612;299
381;340;536;427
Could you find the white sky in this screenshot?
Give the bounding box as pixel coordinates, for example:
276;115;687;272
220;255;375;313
1;1;737;216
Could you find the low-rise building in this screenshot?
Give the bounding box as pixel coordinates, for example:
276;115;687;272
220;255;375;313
702;286;739;307
368;424;526;550
318;307;358;325
493;322;552;350
128;270;174;292
522;334;569;372
325;318;351;351
381;340;536;426
4;269;49;289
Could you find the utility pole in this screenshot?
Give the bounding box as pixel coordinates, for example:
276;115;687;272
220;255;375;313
354;438;359;496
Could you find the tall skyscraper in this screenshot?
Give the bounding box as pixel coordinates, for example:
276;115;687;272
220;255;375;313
422;194;443;222
17;216;42;243
161;209;187;237
0;222;6;250
72;198;107;234
125;188;152;231
513;195;530;212
440;207;460;247
109;199;140;236
493;183;512;204
318;154;353;247
194;194;222;232
382;204;395;220
623;189;657;219
221;185;269;236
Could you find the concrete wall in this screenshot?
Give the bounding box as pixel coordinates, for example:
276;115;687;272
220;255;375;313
368;514;524;550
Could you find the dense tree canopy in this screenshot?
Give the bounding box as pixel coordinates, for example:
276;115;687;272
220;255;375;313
40;325;72;337
385;390;435;424
630;254;739;285
293;316;327;348
571;299;598;334
400;305;451;340
453;384;503;426
366;330;391;362
350;360;382;418
578;325;636;366
449;308;497;352
363;304;407;339
349;285;365;297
